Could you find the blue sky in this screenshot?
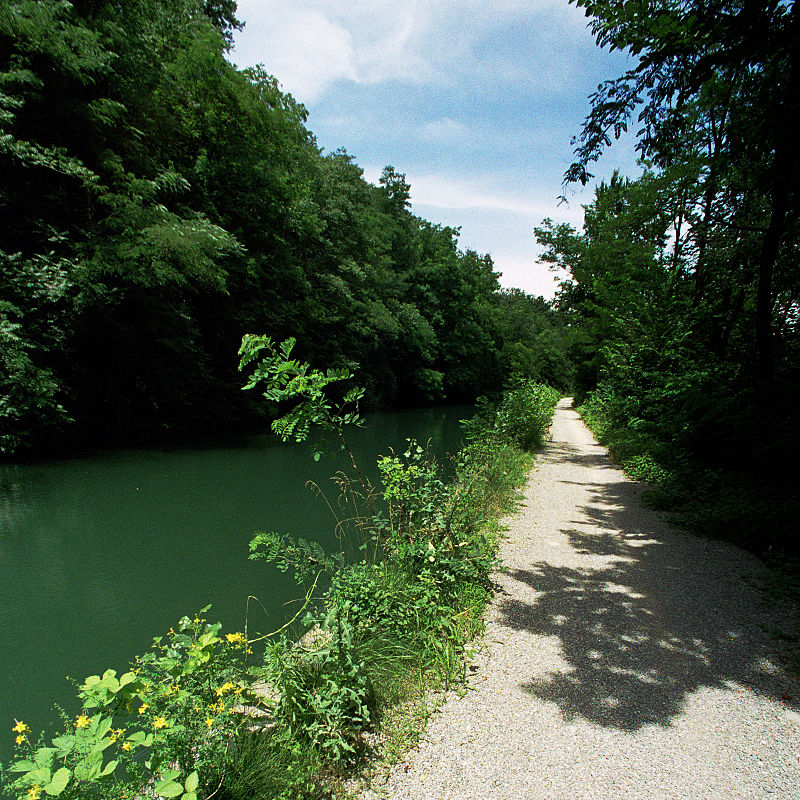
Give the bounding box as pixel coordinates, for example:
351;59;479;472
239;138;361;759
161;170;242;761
231;0;639;298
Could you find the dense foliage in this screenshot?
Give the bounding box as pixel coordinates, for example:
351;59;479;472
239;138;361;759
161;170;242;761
541;0;799;556
0;0;569;456
1;342;561;799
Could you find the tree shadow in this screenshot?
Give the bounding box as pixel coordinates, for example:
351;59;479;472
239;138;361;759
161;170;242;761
498;474;797;730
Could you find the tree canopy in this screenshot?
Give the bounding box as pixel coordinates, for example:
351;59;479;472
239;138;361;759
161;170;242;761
0;0;569;455
545;0;799;555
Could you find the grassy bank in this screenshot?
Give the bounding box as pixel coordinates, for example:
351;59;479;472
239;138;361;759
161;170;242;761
1;345;560;800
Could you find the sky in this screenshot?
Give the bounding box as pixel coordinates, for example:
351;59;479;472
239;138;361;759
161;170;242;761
230;0;640;298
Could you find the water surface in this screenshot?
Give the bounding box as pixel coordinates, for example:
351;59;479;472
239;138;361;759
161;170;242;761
0;407;467;757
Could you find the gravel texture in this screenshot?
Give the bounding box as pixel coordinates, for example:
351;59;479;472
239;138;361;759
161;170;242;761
363;398;800;800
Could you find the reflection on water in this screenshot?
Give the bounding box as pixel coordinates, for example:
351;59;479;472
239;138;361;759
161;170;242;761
0;407;468;758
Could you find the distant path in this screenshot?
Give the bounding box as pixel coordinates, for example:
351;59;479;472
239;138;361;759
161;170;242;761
365;398;799;800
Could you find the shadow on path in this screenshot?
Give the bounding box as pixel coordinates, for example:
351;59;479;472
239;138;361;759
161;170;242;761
498;441;796;731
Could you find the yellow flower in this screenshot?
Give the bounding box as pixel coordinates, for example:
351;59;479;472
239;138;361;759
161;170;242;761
74;715;90;729
225;632;246;645
12;720;30;734
27;786;41;800
15;734;27;746
153;717;168;730
138;703;149;715
121;741;132;752
109;728;124;743
205;716;214;728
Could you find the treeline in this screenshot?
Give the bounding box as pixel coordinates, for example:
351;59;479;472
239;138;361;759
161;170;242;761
542;0;799;556
0;0;571;456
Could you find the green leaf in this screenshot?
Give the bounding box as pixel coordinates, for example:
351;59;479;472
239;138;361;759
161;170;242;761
99;759;118;777
184;771;199;792
8;759;35;773
154;780;184;797
44;767;71;796
52;735;75;756
183;793;197;800
96;717;112;739
74;750;102;781
119;671;137;688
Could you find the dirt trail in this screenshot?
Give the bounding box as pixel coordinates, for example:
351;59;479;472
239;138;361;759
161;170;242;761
364;398;799;800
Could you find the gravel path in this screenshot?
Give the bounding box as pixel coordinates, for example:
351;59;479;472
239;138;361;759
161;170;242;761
364;398;800;800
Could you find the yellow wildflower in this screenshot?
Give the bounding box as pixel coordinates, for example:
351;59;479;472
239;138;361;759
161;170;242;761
27;786;41;800
75;715;90;729
12;720;30;734
121;741;132;752
205;716;214;728
138;703;149;715
225;632;246;645
15;734;27;746
153;717;169;730
109;728;124;743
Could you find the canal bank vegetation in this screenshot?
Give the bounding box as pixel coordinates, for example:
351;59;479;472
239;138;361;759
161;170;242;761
1;339;560;800
0;0;571;457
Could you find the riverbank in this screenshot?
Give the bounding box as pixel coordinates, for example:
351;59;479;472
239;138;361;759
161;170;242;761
1;379;561;800
361;399;800;800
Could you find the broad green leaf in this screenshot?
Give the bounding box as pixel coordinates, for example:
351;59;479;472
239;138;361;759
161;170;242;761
26;767;51;785
8;759;35;773
184;771;199;792
162;769;181;782
119;671;136;686
33;749;56;770
99;759;118;777
74;750;102;781
154;780;183;797
96;717;112;739
44;767;70;796
52;735;75;755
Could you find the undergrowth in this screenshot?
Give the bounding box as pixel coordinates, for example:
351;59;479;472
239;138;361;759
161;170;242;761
1;340;559;800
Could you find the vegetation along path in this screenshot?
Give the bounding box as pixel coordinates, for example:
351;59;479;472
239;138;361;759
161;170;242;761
365;398;799;800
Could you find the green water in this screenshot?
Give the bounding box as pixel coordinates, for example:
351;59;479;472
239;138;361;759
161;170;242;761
0;407;467;758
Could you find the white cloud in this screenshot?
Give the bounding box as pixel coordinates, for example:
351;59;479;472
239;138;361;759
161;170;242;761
232;0;596;104
404;172;585;226
232;2;356;101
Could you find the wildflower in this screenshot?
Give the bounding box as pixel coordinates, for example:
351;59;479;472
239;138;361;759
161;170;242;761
122;741;132;752
27;786;41;800
153;717;169;730
75;715;90;729
138;703;149;715
205;716;214;728
15;734;27;746
215;681;236;697
12;720;30;734
109;728;124;743
225;632;246;645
